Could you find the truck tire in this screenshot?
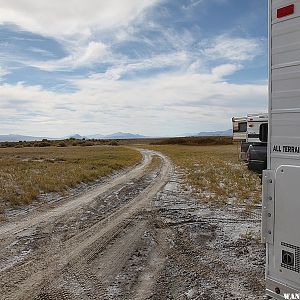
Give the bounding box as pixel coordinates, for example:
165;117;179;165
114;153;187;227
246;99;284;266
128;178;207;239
247;145;267;174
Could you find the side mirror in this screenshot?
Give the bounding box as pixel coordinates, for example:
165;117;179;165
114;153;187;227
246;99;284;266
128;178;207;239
259;123;268;143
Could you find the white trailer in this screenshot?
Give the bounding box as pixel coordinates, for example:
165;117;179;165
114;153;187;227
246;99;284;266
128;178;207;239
263;1;300;298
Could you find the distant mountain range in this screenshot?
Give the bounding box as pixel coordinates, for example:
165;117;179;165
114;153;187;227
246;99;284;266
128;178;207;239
0;132;146;142
71;132;146;140
103;132;145;139
0;134;52;142
196;129;232;137
0;130;232;142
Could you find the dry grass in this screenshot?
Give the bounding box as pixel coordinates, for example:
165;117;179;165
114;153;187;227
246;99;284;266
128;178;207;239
150;136;233;146
145;144;261;207
0;146;141;206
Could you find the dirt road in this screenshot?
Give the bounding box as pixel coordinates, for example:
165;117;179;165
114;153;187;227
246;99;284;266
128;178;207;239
0;149;266;300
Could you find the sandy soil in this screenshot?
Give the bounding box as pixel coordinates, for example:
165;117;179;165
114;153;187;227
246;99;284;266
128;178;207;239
0;149;267;300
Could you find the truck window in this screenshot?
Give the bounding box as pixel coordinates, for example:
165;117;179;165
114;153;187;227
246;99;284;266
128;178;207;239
238;122;247;133
259;123;268;143
233;122;247;133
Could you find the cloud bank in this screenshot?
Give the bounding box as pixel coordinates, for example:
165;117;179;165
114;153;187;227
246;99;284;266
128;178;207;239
0;0;268;136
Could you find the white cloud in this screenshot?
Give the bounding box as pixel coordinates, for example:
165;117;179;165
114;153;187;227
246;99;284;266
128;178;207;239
0;1;163;71
0;0;161;40
0;67;267;136
0;66;9;79
203;35;262;61
99;51;190;80
211;63;242;78
22;32;261;74
31;41;109;71
0;0;261;75
182;0;228;10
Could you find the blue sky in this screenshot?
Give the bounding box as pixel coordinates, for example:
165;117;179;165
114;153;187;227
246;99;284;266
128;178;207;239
0;0;268;137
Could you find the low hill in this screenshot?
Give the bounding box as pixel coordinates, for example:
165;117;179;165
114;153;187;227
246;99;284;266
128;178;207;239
196;129;232;137
0;134;51;142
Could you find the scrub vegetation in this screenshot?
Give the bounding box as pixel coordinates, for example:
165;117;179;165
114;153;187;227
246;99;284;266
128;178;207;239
0;136;233;148
0;138;121;148
145;144;261;207
0;146;141;206
150;136;233;146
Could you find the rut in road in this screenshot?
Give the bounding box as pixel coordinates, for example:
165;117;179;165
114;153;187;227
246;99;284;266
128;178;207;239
0;149;173;300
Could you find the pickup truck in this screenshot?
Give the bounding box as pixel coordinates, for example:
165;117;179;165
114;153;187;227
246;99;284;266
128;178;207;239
247;123;268;174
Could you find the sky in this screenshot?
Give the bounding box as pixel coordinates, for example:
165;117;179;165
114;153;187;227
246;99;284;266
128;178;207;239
0;0;268;137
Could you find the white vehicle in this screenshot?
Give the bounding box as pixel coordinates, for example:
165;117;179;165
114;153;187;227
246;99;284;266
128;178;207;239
262;1;300;298
232;116;247;141
232;114;268;163
247;113;268;143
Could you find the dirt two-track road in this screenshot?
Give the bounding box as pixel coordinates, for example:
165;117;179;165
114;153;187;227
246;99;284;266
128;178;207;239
0;149;266;300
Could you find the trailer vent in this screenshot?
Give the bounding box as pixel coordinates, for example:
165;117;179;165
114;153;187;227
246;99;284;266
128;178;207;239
281;242;300;273
282;250;294;266
277;4;295;18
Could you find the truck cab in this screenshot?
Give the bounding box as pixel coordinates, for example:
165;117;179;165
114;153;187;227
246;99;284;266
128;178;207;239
232;114;268;166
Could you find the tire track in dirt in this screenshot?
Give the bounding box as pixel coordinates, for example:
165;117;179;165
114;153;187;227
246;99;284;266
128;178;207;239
133;228;172;300
0;149;152;239
0;149;173;300
36;221;149;300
